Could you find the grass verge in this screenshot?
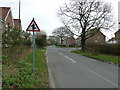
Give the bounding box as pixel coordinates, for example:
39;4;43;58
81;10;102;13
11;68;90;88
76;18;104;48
71;49;119;65
2;46;49;88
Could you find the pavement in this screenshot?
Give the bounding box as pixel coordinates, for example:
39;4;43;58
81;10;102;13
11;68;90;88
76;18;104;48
46;46;118;88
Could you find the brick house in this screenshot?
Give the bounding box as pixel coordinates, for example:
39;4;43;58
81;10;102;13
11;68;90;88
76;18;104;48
14;19;21;30
62;36;76;46
115;30;120;43
0;7;14;32
86;31;106;44
0;7;23;47
108;30;120;44
0;7;22;32
115;30;120;39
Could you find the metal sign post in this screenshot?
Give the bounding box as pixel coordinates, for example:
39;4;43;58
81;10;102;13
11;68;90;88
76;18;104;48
26;18;40;73
31;23;35;72
32;31;35;72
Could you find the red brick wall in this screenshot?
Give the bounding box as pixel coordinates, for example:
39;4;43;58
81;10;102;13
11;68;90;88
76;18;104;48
0;8;2;31
86;32;106;44
14;19;21;30
1;7;10;19
1;7;14;32
115;30;120;38
5;9;14;28
66;37;75;46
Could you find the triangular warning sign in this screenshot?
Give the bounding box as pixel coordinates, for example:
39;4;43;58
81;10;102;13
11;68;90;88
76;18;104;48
26;18;40;32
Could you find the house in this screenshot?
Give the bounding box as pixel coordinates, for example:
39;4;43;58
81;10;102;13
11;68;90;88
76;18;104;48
0;7;23;47
0;7;22;32
107;38;116;44
14;19;21;30
107;30;120;44
62;36;76;46
0;7;14;32
86;30;106;44
75;37;81;46
115;29;120;39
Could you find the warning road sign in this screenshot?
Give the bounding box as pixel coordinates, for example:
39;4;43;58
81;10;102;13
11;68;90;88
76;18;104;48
26;18;40;72
26;18;40;32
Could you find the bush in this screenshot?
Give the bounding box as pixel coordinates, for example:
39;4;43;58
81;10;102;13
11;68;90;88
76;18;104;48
35;35;47;47
100;44;120;55
85;44;120;56
2;25;31;47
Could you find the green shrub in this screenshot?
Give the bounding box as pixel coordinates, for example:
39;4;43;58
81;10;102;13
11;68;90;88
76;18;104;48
85;44;120;56
35;35;47;47
2;25;31;47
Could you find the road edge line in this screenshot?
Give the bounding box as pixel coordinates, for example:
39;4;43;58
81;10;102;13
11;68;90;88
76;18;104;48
45;50;56;88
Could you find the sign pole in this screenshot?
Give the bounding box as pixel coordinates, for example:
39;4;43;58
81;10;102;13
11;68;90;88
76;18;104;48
26;18;40;73
32;31;35;72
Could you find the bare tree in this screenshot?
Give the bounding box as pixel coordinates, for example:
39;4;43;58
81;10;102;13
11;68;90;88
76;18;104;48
58;0;115;51
52;26;73;46
47;36;58;45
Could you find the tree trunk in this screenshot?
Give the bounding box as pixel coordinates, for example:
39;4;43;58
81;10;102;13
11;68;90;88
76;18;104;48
60;37;63;46
81;30;86;52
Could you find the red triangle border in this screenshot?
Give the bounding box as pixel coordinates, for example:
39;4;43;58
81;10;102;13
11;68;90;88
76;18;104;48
26;18;40;32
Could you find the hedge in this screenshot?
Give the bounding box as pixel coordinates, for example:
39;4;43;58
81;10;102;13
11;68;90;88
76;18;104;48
85;44;120;56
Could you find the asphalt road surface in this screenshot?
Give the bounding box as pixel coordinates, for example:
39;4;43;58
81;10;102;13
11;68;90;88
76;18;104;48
46;46;118;88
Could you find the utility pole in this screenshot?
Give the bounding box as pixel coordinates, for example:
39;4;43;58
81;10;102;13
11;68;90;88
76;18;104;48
19;0;20;22
19;0;21;30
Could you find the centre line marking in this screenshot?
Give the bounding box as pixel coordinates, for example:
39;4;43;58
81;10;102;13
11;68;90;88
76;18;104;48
65;56;76;63
87;69;118;87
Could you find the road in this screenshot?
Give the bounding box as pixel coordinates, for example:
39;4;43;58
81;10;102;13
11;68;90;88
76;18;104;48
46;46;118;88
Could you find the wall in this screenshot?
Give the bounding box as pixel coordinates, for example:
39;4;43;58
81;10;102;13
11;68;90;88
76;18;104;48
86;32;106;44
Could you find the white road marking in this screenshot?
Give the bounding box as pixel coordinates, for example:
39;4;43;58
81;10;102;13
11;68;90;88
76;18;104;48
87;69;118;87
46;57;48;63
48;64;56;88
46;53;55;88
65;56;76;63
46;51;48;63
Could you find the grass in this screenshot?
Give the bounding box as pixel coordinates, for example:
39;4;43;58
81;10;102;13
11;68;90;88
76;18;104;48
2;46;49;88
71;49;119;65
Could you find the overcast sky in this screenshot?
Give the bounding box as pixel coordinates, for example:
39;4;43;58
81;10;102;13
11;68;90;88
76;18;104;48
0;0;119;40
